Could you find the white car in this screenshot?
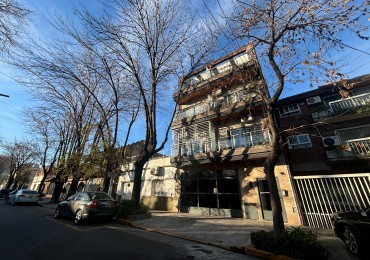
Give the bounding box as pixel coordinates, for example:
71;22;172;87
7;189;40;206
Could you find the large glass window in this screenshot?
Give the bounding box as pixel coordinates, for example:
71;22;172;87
180;169;240;210
336;125;370;142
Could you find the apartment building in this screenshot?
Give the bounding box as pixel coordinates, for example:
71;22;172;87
116;156;179;212
171;44;300;225
276;74;370;229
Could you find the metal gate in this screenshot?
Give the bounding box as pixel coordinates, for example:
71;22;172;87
293;173;370;229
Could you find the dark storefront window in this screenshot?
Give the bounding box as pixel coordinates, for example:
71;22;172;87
181;169;241;210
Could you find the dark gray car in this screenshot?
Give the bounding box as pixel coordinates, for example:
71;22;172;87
331;207;370;257
54;191;120;224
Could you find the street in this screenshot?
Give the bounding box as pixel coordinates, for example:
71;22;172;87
0;200;258;260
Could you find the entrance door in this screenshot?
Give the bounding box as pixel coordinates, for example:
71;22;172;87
257;179;287;221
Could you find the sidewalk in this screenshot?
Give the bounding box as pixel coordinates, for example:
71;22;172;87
120;211;357;260
39;198;357;259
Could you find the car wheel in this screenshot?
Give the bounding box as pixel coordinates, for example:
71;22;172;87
342;225;361;256
54;206;62;219
74;209;82;225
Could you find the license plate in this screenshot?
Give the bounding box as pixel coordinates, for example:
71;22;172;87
101;202;112;207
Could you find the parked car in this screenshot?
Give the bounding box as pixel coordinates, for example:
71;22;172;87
331;207;370;257
54;191;120;225
5;190;18;203
6;189;40;205
0;189;13;198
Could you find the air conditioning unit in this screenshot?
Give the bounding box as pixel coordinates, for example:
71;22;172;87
322;136;340;147
306;96;321;105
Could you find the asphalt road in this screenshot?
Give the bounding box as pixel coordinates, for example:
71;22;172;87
0;199;258;260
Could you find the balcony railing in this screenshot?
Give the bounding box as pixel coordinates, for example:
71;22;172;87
329;93;370;114
346;137;370;156
218;130;271;150
176;103;208;120
175;92;257;120
175;139;215;156
172;129;271;156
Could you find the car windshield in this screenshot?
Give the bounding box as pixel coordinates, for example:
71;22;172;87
88;192;113;200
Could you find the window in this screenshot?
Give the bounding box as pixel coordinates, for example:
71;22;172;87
279;104;301;117
336;125;370;142
288;134;312;149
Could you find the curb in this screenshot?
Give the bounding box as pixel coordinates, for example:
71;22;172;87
114;219;294;259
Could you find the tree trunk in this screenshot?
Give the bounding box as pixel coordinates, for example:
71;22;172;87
5;170;16;189
67;178;79;197
265;154;285;235
50;172;63;203
264;107;285;235
12;180;19;190
132;160;145;207
103;176;111;193
38;172;48;194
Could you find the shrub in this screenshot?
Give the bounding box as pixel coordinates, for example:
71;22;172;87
250;227;330;260
118;199;149;219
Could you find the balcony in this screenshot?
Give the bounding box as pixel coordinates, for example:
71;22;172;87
175;91;258;122
329;93;370;114
346;137;370;157
325;137;370;160
171;129;271;158
218;130;271;150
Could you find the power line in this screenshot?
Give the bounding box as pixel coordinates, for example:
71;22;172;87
200;0;240;51
188;0;230;56
0;100;24;113
0;113;22;123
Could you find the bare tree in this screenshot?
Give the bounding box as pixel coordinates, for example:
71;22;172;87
25;108;64;195
1;139;39;189
0;0;30;53
75;0;218;206
229;0;369;234
0;155;11;186
12;13;141;195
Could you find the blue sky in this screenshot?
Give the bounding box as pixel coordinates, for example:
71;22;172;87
0;0;369;155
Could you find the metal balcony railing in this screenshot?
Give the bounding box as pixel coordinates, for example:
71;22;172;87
176;103;208;120
329;93;370;114
218;130;271;149
346;137;370;156
175;140;215;156
175;92;257;120
172;129;271;156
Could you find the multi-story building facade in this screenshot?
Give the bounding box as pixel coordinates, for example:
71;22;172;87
171;44;300;225
276;74;370;229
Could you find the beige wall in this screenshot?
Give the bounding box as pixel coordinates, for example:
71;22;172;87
240;156;301;226
117;157;180;212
